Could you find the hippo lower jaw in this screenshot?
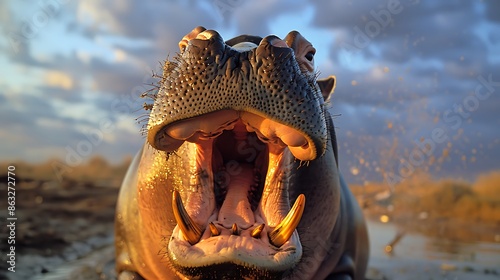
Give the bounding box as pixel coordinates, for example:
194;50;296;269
162;109;310;278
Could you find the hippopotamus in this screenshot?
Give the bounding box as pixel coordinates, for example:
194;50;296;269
115;26;369;279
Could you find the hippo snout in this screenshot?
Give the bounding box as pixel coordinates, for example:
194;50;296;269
147;26;328;161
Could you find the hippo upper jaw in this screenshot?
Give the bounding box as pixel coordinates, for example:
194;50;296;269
147;27;328;162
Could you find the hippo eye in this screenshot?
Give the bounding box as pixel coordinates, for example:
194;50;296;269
305;51;314;62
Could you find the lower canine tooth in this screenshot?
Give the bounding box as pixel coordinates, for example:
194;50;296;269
269;194;306;247
172;190;203;245
251;224;265;238
209;222;220;236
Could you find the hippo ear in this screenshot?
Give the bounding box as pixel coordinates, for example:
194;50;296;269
317;75;336;102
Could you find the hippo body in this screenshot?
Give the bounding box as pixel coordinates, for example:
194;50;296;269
115;27;369;279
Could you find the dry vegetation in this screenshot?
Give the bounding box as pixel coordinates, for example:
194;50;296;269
0;155;132;187
353;170;500;224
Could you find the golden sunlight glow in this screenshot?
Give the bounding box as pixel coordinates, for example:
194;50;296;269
380;215;390;223
350;166;360;176
45;71;74;90
114;49;127;62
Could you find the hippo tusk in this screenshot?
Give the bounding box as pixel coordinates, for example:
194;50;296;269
268;194;306;247
172;190;203;245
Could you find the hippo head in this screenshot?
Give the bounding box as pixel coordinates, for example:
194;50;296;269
135;26;338;279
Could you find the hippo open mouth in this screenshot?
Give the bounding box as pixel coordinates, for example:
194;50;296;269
163;111;307;278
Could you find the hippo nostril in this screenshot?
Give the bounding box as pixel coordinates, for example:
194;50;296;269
179;26;207;52
178;29;225;59
256;35;293;60
260;35;289;49
179;28;224;53
195;30;222;41
270;38;289;49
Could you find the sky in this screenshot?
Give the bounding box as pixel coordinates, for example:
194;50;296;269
1;0;499;185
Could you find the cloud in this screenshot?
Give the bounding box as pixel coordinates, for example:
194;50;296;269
484;0;500;22
74;0;218;47
45;70;74;90
229;0;309;36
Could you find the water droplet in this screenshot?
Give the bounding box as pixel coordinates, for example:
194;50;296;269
350;167;359;176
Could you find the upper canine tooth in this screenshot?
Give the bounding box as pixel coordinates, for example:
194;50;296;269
172;190;203;245
268;194;305;247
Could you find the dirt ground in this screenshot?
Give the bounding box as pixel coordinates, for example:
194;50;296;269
0;180;118;280
1;181;498;280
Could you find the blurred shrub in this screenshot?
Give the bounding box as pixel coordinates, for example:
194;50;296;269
0;155;132;187
474;170;500;201
358;170;500;224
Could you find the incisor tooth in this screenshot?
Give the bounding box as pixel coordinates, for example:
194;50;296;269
268;194;306;247
172;190;203;245
231;223;239;235
251;223;265;238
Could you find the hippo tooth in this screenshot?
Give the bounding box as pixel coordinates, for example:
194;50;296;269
250;223;265;238
269;194;306;247
172;190;203;245
209;222;220;237
231;223;239;235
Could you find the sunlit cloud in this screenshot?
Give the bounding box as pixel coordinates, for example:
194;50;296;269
45;70;74;90
113;48;127;62
77;1;123;34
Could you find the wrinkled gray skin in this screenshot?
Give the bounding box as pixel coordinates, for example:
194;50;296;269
115;26;368;279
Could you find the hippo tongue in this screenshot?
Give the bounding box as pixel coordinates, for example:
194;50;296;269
217;163;256;229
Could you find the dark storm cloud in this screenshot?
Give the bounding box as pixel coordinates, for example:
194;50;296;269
86;57;145;96
0;90;57;127
35;85;84;103
77;1;218;52
484;0;500;22
310;0;490;69
101;1;215;38
0;90;85;147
